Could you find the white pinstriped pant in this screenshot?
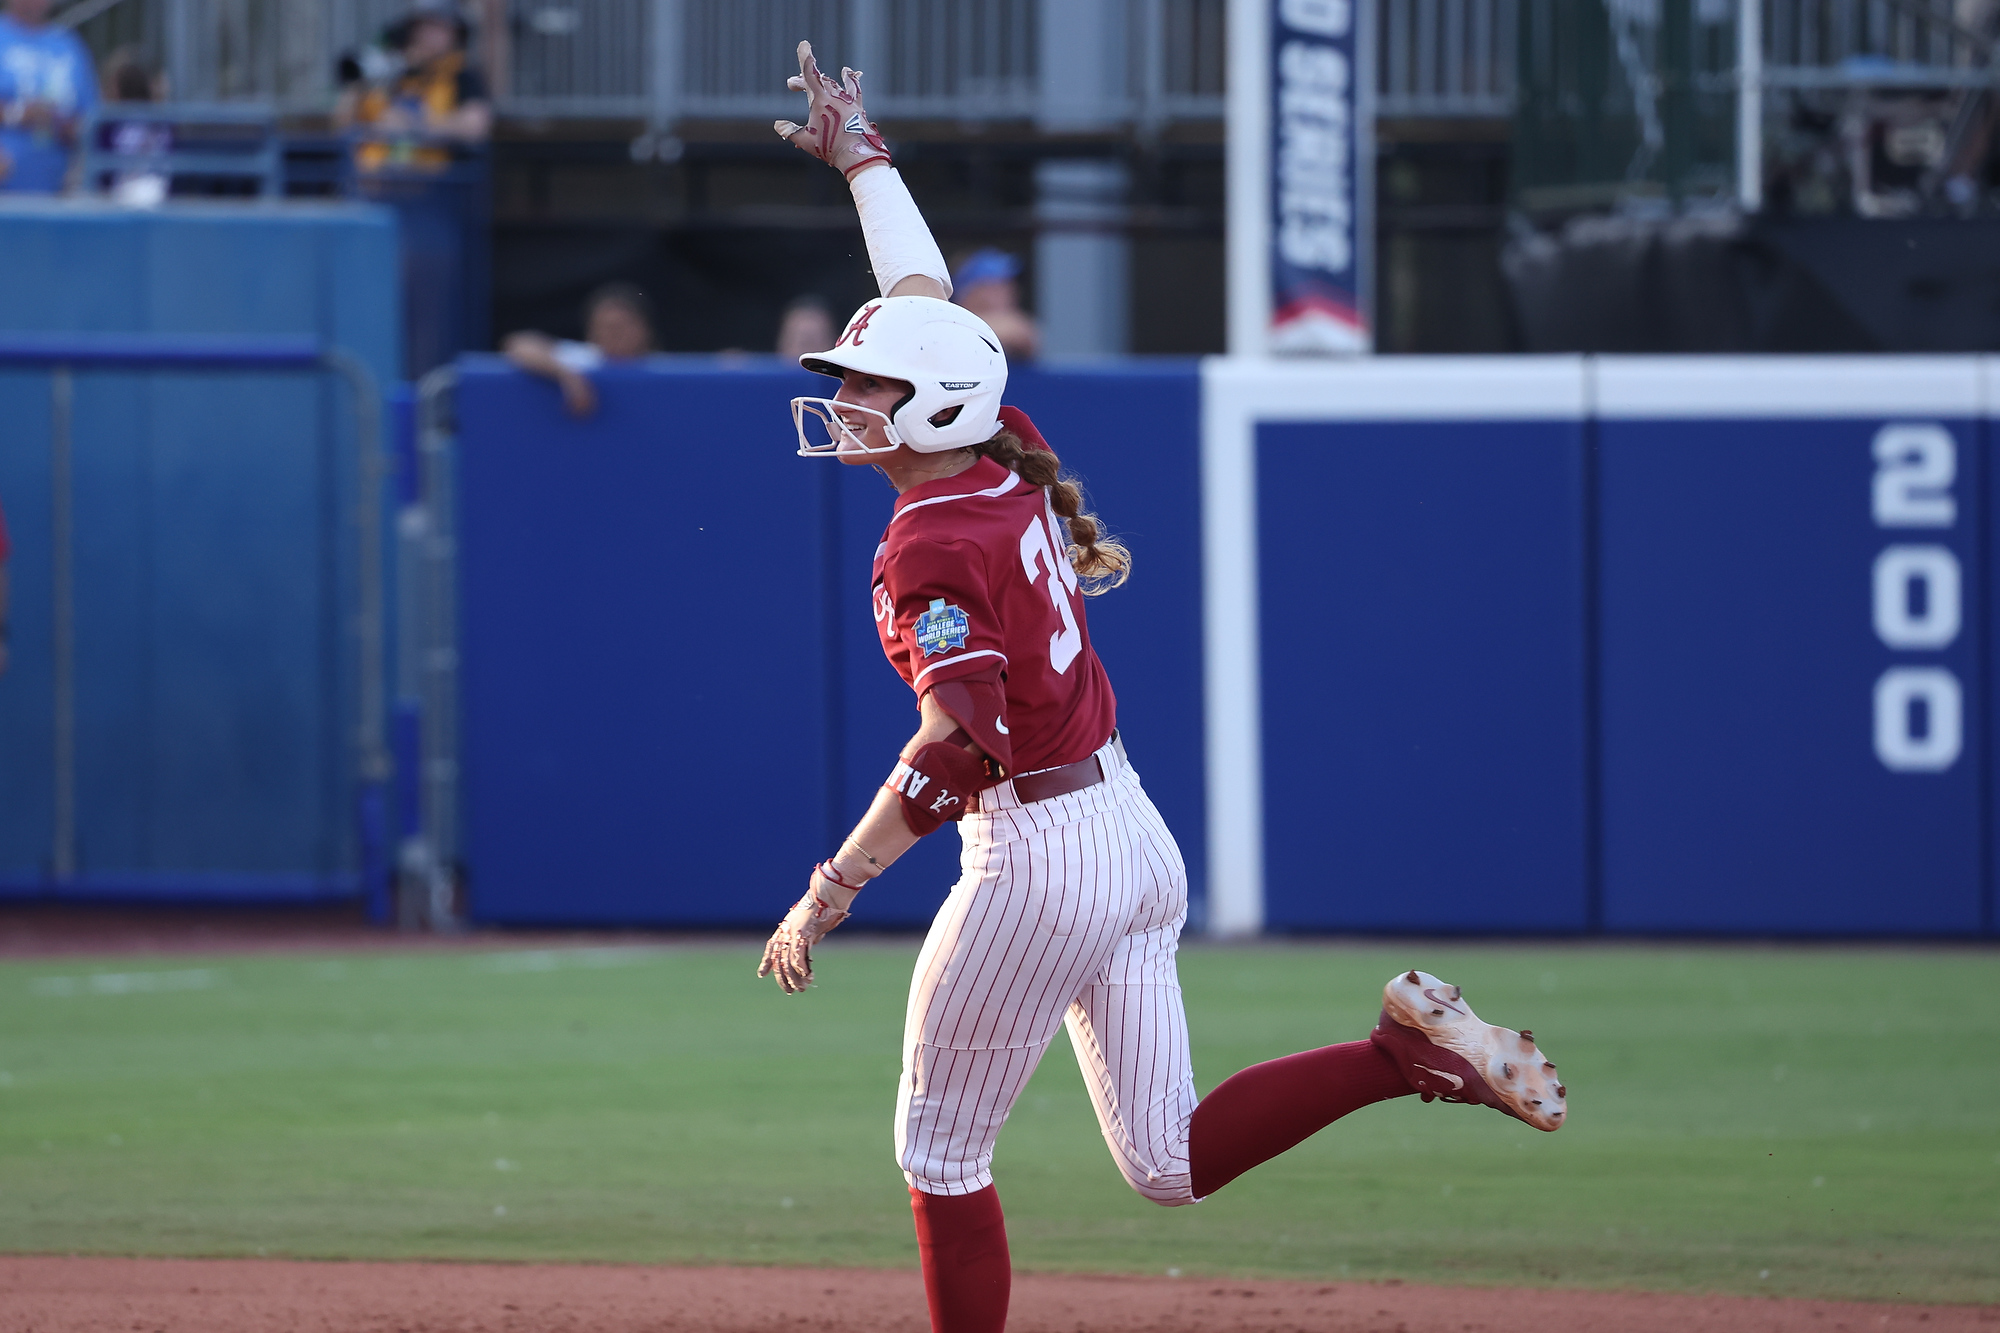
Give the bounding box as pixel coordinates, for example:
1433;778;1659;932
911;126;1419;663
894;736;1199;1206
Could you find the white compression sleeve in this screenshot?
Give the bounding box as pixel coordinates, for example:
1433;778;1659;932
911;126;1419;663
849;166;953;299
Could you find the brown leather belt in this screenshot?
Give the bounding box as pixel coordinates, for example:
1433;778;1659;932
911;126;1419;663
969;732;1123;812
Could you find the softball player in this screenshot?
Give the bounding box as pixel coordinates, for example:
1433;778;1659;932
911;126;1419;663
757;43;1568;1333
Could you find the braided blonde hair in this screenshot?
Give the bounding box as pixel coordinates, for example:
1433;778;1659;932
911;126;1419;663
971;430;1132;594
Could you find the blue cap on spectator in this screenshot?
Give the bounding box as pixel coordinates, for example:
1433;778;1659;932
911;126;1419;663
952;248;1021;296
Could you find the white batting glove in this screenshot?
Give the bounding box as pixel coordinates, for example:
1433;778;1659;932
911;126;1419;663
773;39;892;179
757;866;863;994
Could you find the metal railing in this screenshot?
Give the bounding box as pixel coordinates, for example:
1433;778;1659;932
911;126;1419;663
400;365;462;931
78;102;285;196
500;0;1225;121
1763;0;1998;87
68;0;2000;127
66;0;1416;123
1378;0;1517;118
508;0;650;112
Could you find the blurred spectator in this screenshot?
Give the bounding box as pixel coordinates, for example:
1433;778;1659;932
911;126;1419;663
0;0;97;194
340;7;493;375
0;489;11;678
336;5;491;173
775;294;836;361
951;248;1040;362
95;47;169;206
503;283;655;418
101;46;160;102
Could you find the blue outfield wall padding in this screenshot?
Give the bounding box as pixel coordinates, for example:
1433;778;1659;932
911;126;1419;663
0;375;57;880
0;200;399;901
454;358;832;928
1987;357;2000;938
1255;418;1590;932
454;358;1210;930
1595;359;1988;935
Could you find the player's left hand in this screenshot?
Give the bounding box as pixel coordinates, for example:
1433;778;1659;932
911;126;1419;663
773;39;891;179
757;869;862;994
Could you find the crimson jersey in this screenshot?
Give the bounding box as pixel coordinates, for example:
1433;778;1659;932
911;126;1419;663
872;439;1116;776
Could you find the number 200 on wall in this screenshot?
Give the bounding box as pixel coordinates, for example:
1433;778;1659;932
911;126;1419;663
1871;424;1963;773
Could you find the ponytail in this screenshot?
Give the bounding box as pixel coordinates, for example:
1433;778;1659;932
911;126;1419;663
972;430;1132;594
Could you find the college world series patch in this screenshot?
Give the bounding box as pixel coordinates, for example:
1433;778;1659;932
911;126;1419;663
913;599;970;657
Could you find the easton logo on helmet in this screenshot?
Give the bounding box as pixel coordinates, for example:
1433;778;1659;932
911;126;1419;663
939;381;980;390
836;303;880;347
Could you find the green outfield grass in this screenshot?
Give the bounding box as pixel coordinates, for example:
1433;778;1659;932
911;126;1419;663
0;940;1994;1302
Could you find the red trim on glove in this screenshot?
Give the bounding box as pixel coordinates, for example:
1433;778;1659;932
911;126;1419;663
815;861;868;892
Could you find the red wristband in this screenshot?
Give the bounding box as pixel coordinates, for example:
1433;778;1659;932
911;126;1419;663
815;860;869;892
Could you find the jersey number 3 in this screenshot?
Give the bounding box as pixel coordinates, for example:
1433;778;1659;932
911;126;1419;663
1019;509;1084;674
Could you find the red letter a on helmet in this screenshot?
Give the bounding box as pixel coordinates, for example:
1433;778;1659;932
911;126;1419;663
837;302;881;347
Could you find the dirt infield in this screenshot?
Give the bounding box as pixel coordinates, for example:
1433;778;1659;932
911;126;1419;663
2;1258;1991;1333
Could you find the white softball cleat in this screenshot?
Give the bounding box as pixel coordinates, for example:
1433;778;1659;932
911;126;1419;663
1369;969;1568;1132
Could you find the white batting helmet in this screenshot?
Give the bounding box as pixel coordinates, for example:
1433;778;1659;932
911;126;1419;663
796;296;1008;454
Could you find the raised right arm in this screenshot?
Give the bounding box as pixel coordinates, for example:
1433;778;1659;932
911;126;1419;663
774;41;953;303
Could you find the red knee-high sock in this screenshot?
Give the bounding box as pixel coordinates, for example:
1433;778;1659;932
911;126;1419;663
1187;1039;1413;1197
909;1185;1010;1333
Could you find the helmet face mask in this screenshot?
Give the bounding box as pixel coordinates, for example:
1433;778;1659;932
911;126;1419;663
791;396;902;458
794;296;1009;455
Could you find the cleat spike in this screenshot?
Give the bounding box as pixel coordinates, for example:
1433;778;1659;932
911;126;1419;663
1372;978;1566;1132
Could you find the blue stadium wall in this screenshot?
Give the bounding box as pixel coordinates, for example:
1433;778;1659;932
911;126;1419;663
451;358;1205;932
1201;357;1996;938
458;355;2000;938
0;203;1991;942
0;201;399;902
